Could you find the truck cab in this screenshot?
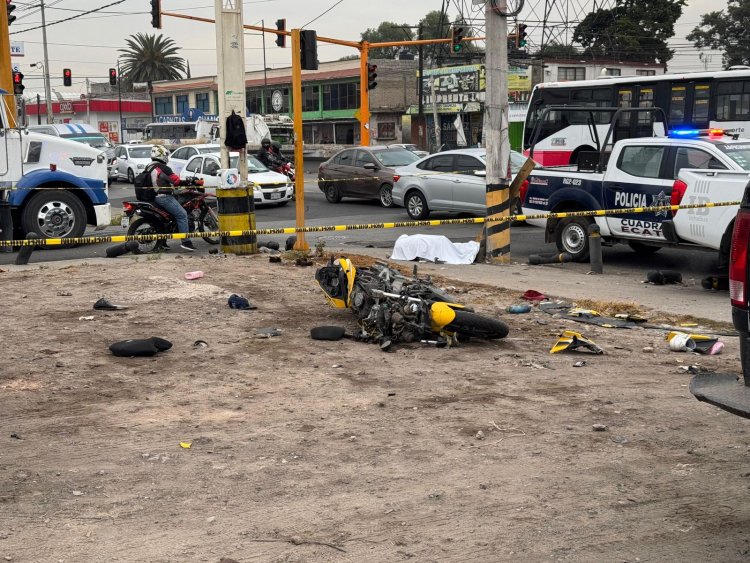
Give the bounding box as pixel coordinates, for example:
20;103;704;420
0;108;110;242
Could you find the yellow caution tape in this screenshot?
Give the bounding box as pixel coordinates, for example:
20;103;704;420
0;200;740;248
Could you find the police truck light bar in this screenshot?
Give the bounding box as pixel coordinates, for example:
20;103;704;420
668;128;734;139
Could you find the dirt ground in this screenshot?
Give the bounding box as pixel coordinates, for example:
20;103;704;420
1;253;749;563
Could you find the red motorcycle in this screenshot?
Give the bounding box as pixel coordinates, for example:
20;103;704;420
122;188;219;254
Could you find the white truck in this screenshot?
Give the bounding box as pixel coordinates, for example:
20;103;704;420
522;128;750;262
0;117;110;243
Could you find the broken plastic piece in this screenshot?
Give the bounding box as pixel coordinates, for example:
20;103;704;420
522;290;547;302
180;442;192;449
550;330;604;355
185;271;204;280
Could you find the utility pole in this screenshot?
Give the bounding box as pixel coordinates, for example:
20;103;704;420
484;0;512;263
418;23;424;148
430;76;440;151
0;4;16;127
36;94;41;125
85;78;90;125
40;0;54;124
214;0;256;255
261;18;268;107
117;60;123;139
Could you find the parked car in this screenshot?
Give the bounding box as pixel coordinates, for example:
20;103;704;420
112;144;155;183
179;153;293;206
388;143;429;158
690;180;750;418
317;146;421;207
392;149;531;220
167;143;222;175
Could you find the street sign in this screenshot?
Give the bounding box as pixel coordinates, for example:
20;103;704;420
10;42;24;57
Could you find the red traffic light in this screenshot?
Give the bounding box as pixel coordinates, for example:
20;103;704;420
63;68;72;87
109;68;117;86
13;71;22;84
12;71;24;95
275;18;286;48
367;64;378;91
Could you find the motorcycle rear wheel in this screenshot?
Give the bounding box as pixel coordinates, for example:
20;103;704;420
199;205;220;245
127;217;165;254
445;310;509;340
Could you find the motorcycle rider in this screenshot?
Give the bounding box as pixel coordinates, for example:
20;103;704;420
256;137;278;170
148;145;196;251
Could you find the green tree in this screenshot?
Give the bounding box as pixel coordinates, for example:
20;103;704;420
361;21;415;58
573;0;686;64
687;0;750;68
535;41;580;59
118;33;186;84
419;9;482;57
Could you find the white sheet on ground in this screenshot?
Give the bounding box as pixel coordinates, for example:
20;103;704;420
390;234;479;265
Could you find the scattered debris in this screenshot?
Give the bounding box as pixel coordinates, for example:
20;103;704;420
522;289;547;302
93;297;128;311
645;270;683;285
10;432;21;440
78;315;95;321
642;346;655;353
667;331;724;355
573;361;587;367
185;271;204;280
702;275;729;291
475;430;486;440
550;330;604;355
255;328;282;339
528;252;572;265
208;248;219;255
105;240;139;259
180;442;192;449
612;435;629;444
506;304;531;314
57;290;72;297
269;255;282;263
295;256;313;267
109;337;173;358
228;294;257;310
592;424;608;432
193;340;208;348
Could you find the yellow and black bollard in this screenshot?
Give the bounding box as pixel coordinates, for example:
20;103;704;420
217;187;257;255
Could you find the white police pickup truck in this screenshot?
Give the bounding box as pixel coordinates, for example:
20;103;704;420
521;128;750;261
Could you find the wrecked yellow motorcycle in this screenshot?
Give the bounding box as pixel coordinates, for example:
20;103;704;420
315;258;509;350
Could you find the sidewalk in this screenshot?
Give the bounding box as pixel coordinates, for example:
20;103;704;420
332;243;732;324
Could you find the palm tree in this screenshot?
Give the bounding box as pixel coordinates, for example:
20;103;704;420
118;33;186;84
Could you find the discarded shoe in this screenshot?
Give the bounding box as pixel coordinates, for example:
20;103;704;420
522;290;547;302
109;336;173;357
667;331;723;355
228;294;257;310
550;330;604;354
93;297;129;311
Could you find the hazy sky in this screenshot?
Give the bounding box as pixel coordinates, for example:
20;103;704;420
10;0;728;97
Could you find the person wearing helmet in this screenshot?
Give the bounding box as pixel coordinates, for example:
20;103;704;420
256;137;277;169
148;145;196;251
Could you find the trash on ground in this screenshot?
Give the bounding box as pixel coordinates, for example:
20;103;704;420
645;270;683;285
702;275;729;291
269;255;282;263
255;328;282;338
296;257;313;267
528;252;572;265
614;313;648;323
310;326;356;341
522;290;547;302
228;294;257;310
57;290;72;297
78;315;95;321
109;337;173;357
573;361;587;367
185;271;204;280
193;340;209;348
667;331;724;355
550;330;604;355
179;442;192;449
390;234;480;265
540;302;635;329
93;297;128;311
592;424;608;431
506;304;532;314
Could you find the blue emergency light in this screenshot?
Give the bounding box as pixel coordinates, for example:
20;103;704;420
668;128;725;139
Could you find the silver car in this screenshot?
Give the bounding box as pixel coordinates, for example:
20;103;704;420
392;149;530;220
387;143;429;159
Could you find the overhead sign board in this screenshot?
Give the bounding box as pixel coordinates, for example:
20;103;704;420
10;42;24;57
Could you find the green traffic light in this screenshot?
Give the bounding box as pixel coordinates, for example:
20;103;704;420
453;44;462;53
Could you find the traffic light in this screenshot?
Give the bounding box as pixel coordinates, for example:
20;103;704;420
275;18;286;48
451;26;465;54
300;29;318;71
367;64;378;91
63;68;72;87
516;23;528;48
12;71;24;95
109;68;117;86
150;0;161;29
6;2;16;25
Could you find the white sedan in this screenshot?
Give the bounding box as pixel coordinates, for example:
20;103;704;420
167;143;221;175
112;144;154;184
179;153;293;206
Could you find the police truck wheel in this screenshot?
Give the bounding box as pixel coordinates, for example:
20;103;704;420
628;241;661;255
127;169;136;184
555;217;591;262
21;190;87;243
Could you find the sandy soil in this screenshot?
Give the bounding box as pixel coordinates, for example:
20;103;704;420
1;254;749;563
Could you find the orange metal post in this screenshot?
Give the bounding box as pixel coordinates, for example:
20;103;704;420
0;6;17;126
359;43;371;147
291;29;308;251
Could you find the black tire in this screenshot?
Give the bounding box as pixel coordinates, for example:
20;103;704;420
127;168;136;184
198;206;220;245
555;217;592;262
405;190;429;220
324;182;342;203
379;184;394;208
127;217;163;254
628;241;661;255
446;310;509;340
21;190;87;243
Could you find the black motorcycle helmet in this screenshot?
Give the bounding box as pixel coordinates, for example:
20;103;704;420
271;140;282;150
261;138;271;148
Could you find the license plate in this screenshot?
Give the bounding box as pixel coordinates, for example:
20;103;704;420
121;216;130;228
270;192;281;200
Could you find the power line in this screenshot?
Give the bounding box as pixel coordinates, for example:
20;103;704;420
302;0;346;29
10;0;129;35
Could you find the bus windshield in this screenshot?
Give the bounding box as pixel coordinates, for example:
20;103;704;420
145;123;198;141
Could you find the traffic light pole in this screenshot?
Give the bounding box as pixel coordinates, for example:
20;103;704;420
358;42;371;147
0;5;16;127
484;0;512;264
291;29;308;251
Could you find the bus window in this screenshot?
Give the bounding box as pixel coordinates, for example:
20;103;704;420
693;84;711;126
669;86;687;126
716;81;750;121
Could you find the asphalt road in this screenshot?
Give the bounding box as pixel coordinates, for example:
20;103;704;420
0;175;723;285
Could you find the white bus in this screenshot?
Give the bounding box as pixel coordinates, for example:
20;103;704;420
523;68;750;166
143;120;219;145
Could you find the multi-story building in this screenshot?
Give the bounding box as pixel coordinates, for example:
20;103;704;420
150;58;419;147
